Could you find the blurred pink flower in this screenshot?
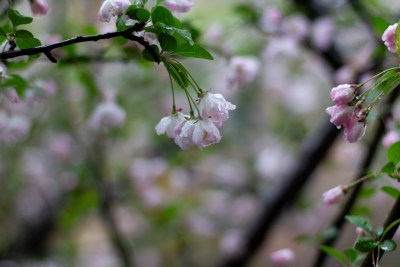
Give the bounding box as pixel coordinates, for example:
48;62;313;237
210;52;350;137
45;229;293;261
89;101;126;131
334;66;356;84
383;131;399;148
155;111;187;138
1;115;31;143
311;17;335;51
330;84;357;106
382;23;398;53
260;7;283;33
270;248;295;266
322;185;345;205
343;115;366;143
162;0;195;17
282;14;309;41
198;92;236;127
98;0;131;22
227;56;260;89
0;62;6;78
219;229;244;256
29;0;48;16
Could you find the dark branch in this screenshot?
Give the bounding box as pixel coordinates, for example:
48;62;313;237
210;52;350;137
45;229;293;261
0;22;160;64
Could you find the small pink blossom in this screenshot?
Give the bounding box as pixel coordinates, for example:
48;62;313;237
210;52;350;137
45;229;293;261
174;119;196;150
98;0;131;22
260;7;283;33
29;0;48;16
322;185;345;205
330;84;357;106
270;248;295;266
326;105;354;128
227;56;260;89
356;227;369;236
155;111;187;138
383;131;399;148
382;23;398;53
89;101;126;130
198;92;236;127
162;0;195;17
343;116;366;143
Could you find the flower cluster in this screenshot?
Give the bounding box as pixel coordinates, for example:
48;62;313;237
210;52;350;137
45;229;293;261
98;0;131;22
156;92;236;150
326;84;367;143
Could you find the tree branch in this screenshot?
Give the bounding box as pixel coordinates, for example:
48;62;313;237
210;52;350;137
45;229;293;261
0;22;160;64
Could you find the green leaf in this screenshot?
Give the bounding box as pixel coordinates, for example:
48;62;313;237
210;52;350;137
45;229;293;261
146;23;194;45
343;248;358;263
355;237;378;252
345;215;373;234
395;20;400;57
151;6;175;27
373;227;384;238
359;187;376;198
381;162;395;176
15;37;41;49
170;44;213;60
368;71;400;101
235;4;258;22
157;0;166;4
0;27;7;37
319;246;345;263
116;14;129;31
8;9;33;27
158;33;177;51
126;6;150;22
388;141;400;165
381;186;400;199
142;44;160;62
15;30;33;38
379;239;397;252
382;218;400;240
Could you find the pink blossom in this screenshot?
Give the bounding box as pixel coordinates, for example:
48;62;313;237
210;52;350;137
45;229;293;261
219;229;244;256
192;119;221;149
155;111;187;138
382;23;398;53
270;248;295;266
282;14;310;41
311;17;335;51
260;7;283;33
198;92;236;127
1;115;31;143
5;88;19;104
227;56;260;88
29;0;48;16
322;185;345;205
383;131;399;148
162;0;195;17
98;0;131;22
343;116;366;143
356;227;369;236
89;101;126;130
326;105;354;128
330;84;357;106
174;119;196;150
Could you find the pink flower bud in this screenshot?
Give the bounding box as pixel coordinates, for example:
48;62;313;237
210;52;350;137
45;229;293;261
330;84;357;106
326;105;354;128
29;0;48;16
382;23;398;53
270;248;295;266
322;185;345;205
343;116;366;143
356;227;369;236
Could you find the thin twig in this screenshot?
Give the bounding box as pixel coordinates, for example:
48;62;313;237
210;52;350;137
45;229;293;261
0;22;160;63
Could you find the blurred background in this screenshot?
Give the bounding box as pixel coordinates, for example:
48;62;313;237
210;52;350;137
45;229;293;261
1;0;400;266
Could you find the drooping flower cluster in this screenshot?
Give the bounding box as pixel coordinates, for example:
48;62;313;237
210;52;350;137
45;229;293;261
156;92;236;150
326;84;367;143
382;23;398;53
98;0;131;22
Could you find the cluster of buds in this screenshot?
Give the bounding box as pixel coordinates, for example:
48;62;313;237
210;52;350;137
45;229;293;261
156;92;236;150
326;84;366;143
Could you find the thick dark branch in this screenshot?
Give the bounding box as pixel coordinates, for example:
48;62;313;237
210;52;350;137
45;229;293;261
0;22;160;63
